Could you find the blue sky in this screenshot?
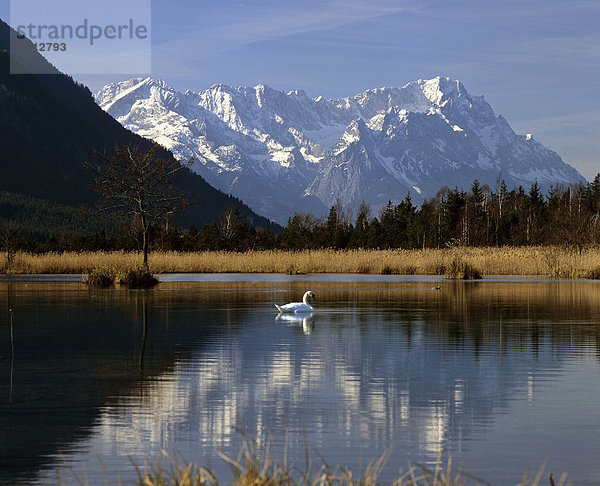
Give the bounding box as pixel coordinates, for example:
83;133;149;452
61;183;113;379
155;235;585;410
2;0;599;179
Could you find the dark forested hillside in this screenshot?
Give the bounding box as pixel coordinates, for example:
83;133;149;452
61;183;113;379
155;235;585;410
0;18;276;232
0;191;120;243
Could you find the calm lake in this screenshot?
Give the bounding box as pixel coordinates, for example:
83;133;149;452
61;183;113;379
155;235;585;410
1;275;600;484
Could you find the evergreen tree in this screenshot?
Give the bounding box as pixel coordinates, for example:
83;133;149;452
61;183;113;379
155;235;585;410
396;193;417;248
379;201;397;248
523;180;547;244
467;179;487;245
440;188;467;245
349;201;371;248
277;212;321;250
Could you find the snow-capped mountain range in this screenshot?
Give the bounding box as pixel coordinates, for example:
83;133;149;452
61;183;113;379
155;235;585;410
95;76;585;224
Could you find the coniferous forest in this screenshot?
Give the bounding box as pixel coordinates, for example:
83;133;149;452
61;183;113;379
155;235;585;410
277;176;600;252
3;176;600;254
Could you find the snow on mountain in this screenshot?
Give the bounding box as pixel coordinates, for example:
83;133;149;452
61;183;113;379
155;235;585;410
95;76;586;224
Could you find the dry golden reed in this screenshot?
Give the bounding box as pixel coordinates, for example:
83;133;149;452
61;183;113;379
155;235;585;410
2;246;600;279
133;434;567;486
35;422;570;485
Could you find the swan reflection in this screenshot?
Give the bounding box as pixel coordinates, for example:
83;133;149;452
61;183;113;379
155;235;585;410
276;311;315;334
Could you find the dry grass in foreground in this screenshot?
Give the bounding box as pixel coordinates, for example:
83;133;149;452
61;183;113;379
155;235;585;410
131;433;569;486
2;247;600;279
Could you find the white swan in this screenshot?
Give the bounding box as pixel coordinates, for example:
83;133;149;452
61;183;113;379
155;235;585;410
275;291;315;313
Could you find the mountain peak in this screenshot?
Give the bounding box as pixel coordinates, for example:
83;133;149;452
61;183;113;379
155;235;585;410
96;76;586;224
287;88;308;99
140;76;167;87
416;76;466;105
253;83;278;95
206;83;236;95
331;118;372;154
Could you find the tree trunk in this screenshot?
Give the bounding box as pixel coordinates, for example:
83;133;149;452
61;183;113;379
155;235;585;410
142;230;149;270
141;214;149;270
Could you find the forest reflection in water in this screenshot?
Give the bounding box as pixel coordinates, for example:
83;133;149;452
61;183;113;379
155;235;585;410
1;278;600;484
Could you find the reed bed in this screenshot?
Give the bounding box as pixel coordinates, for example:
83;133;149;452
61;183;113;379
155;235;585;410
131;433;566;486
2;247;600;278
41;432;569;486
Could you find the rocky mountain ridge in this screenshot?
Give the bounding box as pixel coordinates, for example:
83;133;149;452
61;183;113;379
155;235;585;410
96;76;585;224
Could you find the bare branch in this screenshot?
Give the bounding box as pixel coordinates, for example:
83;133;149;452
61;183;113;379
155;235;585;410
85;144;193;268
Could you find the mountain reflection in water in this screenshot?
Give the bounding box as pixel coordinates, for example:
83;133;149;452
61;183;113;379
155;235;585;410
1;279;600;485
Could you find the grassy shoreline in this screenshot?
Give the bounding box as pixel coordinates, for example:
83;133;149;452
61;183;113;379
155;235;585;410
2;247;600;278
44;432;567;486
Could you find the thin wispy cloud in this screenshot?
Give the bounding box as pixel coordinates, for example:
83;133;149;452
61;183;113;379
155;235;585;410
490;36;600;66
152;0;412;66
514;110;600;134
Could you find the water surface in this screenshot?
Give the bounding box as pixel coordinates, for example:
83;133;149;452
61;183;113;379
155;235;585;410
1;277;600;484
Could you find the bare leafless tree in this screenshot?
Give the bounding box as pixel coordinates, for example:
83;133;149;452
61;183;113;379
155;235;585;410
85;144;192;269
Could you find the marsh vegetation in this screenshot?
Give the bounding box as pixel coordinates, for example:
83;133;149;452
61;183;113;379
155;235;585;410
3;246;600;279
